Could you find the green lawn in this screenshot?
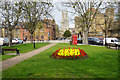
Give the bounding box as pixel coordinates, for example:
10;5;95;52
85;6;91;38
1;43;50;61
2;43;118;78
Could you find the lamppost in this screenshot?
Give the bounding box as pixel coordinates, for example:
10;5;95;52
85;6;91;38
33;31;36;48
104;15;107;46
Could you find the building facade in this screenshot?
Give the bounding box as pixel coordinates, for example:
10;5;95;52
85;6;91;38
1;18;57;41
75;8;116;38
0;24;8;37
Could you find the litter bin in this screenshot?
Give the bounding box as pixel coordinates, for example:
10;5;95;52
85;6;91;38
72;34;77;45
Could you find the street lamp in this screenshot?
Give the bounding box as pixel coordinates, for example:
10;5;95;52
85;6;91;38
104;15;107;46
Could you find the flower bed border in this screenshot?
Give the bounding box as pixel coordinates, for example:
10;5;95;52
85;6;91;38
50;47;89;60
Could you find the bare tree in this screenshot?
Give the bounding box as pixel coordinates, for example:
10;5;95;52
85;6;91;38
22;1;53;43
63;0;117;45
62;0;103;45
0;1;22;46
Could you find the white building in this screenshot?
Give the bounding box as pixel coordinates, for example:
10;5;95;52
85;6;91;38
61;10;69;33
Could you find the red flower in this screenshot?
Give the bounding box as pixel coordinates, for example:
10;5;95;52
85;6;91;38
72;55;74;58
63;56;65;58
69;55;71;58
60;56;62;58
75;55;77;58
79;49;85;57
82;50;87;55
57;56;59;58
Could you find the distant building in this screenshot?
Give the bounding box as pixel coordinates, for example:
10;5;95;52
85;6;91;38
12;18;57;41
75;8;116;38
61;10;69;34
0;24;8;37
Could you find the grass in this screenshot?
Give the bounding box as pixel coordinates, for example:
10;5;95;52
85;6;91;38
1;43;50;61
2;43;118;78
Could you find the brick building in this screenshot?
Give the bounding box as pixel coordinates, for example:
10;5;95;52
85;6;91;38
12;18;56;41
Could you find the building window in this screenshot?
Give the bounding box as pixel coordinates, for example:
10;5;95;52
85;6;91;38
25;29;27;32
5;29;7;34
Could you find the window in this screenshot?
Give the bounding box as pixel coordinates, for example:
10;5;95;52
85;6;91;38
5;29;7;34
25;29;27;32
114;40;118;42
111;40;114;42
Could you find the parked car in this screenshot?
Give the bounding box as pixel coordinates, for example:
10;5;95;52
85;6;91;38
77;38;82;43
12;38;23;44
58;37;63;40
18;39;23;44
0;37;9;46
99;38;104;41
88;37;103;45
103;38;119;45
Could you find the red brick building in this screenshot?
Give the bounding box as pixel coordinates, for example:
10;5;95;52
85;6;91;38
13;18;56;41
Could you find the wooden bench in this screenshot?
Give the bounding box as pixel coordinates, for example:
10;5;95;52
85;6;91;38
2;49;20;55
106;43;119;49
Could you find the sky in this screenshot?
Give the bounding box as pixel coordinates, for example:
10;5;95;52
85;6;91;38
51;0;119;30
51;1;76;29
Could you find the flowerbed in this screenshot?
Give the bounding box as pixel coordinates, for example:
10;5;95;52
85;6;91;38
50;47;89;60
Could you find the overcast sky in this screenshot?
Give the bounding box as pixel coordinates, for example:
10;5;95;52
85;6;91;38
51;0;119;29
51;1;76;29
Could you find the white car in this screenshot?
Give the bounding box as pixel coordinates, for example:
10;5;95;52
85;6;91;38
12;38;23;44
0;37;9;46
103;38;119;45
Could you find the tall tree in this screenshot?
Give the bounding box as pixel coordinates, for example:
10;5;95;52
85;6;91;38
63;0;102;45
22;1;53;43
63;0;116;45
0;1;22;46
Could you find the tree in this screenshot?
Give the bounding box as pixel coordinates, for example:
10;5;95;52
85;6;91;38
22;1;53;43
55;24;60;38
63;0;116;45
63;30;71;38
0;1;22;46
63;0;103;45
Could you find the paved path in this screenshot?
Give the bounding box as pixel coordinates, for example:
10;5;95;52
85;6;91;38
1;43;57;71
24;40;70;43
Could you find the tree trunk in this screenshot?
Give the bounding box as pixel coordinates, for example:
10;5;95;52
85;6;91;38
30;34;33;43
83;27;88;45
8;30;12;47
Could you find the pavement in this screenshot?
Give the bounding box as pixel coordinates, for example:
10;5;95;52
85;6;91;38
1;43;57;71
24;40;70;43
